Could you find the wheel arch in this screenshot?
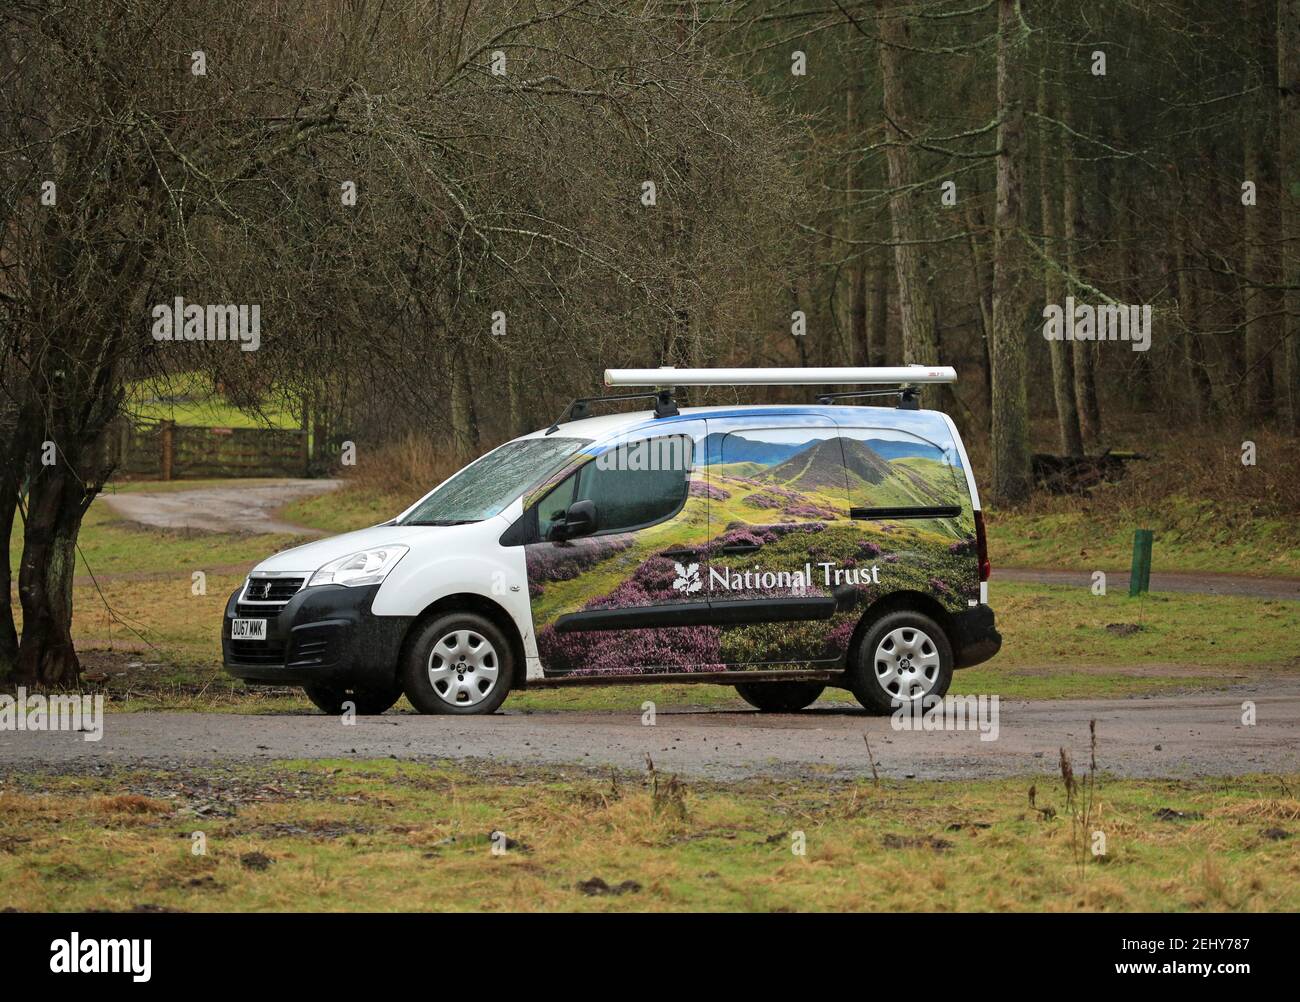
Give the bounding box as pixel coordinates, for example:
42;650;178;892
845;590;957;668
399;593;529;690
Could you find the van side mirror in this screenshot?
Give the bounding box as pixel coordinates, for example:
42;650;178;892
548;499;597;541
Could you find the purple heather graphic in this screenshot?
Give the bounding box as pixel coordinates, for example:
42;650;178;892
526;421;976;677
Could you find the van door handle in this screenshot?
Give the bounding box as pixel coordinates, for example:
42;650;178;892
719;542;761;554
662;549;696;561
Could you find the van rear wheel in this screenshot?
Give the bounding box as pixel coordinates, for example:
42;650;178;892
402;612;515;715
734;681;825;712
303;683;401;716
848;609;953;715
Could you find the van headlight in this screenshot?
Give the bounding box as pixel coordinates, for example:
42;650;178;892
308;545;409;588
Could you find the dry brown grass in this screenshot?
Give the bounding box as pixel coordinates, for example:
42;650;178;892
973;421;1300;520
345;432;474;501
1211;798;1300;823
3;761;1299;913
94;794;172;814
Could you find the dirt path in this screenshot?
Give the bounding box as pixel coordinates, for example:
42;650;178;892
4;682;1295;781
100;479;341;535
997;567;1300;601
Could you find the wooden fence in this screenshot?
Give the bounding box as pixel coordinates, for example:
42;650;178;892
108;419;309;479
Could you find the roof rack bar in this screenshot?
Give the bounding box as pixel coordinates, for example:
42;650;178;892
605;365;956;386
814;388;902;405
545;388;680;434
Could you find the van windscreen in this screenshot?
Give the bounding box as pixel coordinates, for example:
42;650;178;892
398;437;592;525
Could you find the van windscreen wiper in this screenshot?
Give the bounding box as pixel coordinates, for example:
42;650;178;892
402;518;480;526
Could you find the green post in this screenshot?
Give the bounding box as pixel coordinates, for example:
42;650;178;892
1129;529;1153;597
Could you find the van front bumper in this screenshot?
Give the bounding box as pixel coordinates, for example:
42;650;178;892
221;582;412;687
951;604;1002;669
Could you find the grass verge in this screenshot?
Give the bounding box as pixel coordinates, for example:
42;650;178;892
1;760;1296;912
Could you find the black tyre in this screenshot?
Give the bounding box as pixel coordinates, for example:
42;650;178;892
303;683;401;715
733;681;826;712
847;609;953;715
401;611;515;715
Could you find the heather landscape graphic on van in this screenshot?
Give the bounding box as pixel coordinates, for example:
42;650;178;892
527;423;978;677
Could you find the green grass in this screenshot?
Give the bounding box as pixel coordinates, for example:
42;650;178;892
988;497;1300;578
984;582;1299;668
280;483;411;536
10;495;302;580
2;760;1296;911
125;371;301;430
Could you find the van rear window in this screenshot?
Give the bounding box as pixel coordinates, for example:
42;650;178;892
398;437;592;525
835;427;968;513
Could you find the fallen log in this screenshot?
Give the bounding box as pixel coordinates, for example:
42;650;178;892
1031;449;1148;494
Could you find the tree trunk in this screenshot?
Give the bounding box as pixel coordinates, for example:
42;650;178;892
1037;69;1084;456
868;251;889;367
16;463;90;686
506;357;524;438
1059;80;1103;447
1243;121;1275;419
876;0;949;409
0;391;29;678
989;0;1032;502
850;259;869;365
1280;0;1300;431
449;343;479;459
1175;193;1217;420
961;193;995;419
1114;128;1155;413
0;464;19;678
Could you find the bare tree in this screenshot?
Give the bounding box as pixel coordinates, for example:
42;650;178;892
1038;66;1083;456
0;0;799;682
875;1;944;375
1281;0;1300;431
989;0;1031;501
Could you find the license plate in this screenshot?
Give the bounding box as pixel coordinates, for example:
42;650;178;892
231;618;267;640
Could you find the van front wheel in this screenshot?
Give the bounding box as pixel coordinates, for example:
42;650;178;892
734;681;825;712
848;610;953;715
402;612;515;715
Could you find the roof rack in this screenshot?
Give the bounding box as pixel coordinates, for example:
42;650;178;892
545;366;956;432
604;365;953;412
544;389;678;434
813;387;923;410
604;366;956;386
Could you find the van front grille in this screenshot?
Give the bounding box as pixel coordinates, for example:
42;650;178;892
237;603;281;619
239;576;305;617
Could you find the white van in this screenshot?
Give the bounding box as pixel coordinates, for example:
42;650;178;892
223;367;1000;715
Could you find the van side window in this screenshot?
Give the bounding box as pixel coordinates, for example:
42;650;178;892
572;434;693;534
836;426;968;518
536;475;578;525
